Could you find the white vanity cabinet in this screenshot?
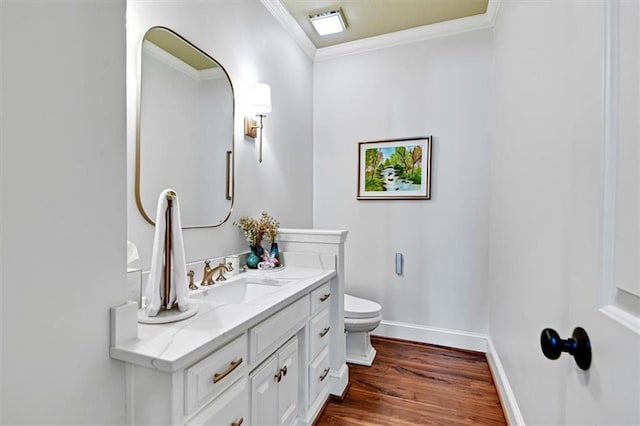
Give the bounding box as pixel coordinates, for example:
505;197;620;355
111;230;349;426
250;337;298;426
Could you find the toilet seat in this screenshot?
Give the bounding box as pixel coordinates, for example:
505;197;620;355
344;294;382;319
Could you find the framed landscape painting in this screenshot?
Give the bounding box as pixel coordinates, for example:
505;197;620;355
357;136;432;200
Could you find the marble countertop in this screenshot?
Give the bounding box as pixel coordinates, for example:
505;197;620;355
110;266;335;373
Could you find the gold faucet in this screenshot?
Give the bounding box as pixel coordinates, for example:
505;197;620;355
201;261;215;286
201;260;234;286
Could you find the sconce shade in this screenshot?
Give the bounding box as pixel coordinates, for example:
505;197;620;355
253;83;272;115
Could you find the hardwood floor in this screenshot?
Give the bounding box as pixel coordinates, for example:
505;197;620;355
316;337;507;425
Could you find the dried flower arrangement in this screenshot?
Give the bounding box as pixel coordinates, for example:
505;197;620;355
233;216;262;247
259;211;280;244
234;212;280;246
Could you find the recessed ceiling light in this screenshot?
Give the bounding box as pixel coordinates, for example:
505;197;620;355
309;9;346;36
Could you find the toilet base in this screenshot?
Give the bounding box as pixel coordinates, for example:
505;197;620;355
346;330;377;366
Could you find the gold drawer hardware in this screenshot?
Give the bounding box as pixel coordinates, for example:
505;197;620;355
213;358;243;384
231;417;244;426
319;327;331;338
319;293;330;302
319;368;330;381
275;365;288;382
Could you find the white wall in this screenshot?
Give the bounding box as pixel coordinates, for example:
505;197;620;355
488;2;574;422
0;0;314;423
0;0;127;423
127;0;315;273
313;30;493;337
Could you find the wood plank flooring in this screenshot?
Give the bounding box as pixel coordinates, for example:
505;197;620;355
315;337;507;426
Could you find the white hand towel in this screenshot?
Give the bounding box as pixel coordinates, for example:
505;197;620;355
145;189;190;316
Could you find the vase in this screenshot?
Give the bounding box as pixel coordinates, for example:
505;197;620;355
270;242;280;263
246;246;260;269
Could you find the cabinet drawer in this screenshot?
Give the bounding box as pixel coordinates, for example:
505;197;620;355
310;282;331;315
186;377;248;426
309;347;330;404
309;308;331;361
250;296;309;362
185;334;247;414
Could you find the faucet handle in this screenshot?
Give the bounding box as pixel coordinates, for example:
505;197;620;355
187;270;198;290
215;262;231;282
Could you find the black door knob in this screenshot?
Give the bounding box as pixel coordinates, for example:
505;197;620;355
540;327;592;370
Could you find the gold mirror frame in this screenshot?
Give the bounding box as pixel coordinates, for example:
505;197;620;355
135;26;235;229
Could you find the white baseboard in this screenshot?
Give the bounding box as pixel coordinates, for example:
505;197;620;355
486;338;525;426
372;320;488;352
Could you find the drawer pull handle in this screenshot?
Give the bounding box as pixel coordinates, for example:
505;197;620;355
213;358;243;384
319;327;331;338
319;293;330;302
319;368;330;381
231;418;244;426
275;364;288;382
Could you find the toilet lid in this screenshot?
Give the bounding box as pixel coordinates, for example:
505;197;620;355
344;294;382;319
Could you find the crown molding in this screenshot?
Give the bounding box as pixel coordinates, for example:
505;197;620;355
260;0;317;60
261;0;501;63
316;0;501;62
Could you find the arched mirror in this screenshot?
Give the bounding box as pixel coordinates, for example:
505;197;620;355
136;26;234;228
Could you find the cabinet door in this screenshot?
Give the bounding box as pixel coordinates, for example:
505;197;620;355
277;338;298;426
250;355;278;425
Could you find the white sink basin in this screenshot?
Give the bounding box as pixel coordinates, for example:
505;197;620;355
194;276;293;304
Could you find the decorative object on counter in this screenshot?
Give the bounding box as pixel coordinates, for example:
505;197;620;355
234;216;261;244
246;247;261;269
357;136;432;200
187;270;197;290
243;264;285;273
235;211;281;269
259;211;280;263
139;189;198;324
258;251;279;270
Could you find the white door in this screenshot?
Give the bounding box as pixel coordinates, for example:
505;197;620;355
563;1;640;423
491;1;639;423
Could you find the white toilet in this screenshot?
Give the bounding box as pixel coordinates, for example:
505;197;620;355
344;293;382;366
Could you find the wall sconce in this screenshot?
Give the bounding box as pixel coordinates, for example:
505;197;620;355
244;83;272;163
